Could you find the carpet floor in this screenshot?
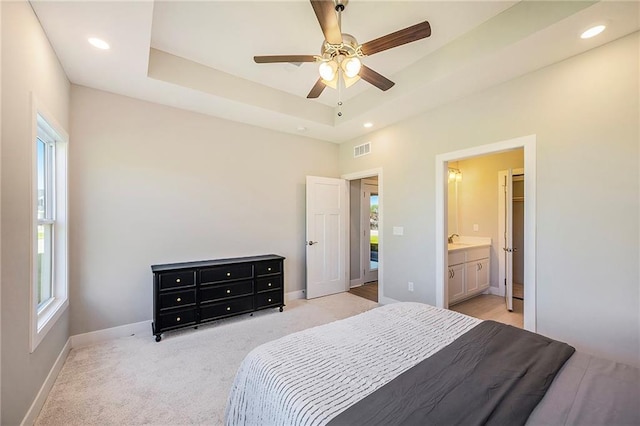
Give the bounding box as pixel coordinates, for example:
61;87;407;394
35;293;378;426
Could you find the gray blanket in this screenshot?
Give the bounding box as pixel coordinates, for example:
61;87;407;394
329;320;575;426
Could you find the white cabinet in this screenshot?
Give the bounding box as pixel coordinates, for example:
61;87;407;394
448;263;465;301
448;246;490;305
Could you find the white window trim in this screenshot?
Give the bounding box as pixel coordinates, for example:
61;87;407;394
30;94;69;353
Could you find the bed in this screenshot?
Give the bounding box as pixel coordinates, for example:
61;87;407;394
225;302;639;425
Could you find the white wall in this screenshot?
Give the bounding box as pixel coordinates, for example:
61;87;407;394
69;85;339;335
339;32;639;366
1;1;71;424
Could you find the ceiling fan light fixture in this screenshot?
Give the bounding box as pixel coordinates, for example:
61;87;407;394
319;60;338;81
342;56;361;78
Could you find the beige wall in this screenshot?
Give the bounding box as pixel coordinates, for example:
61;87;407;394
456;150;524;288
339;32;639;366
1;1;71;424
349;180;362;282
69;85;339;335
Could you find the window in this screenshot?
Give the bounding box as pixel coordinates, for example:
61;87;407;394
31;108;69;352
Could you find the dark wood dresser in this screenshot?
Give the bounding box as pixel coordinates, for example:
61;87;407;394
151;254;285;342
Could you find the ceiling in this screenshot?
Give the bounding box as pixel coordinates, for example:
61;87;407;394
30;1;639;143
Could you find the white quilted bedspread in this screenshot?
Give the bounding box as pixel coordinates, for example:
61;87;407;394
225;302;480;426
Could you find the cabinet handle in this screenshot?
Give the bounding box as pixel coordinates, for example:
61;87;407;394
267;267;272;271
176;278;181;283
268;283;272;287
176;317;181;322
451;269;455;278
226;289;231;294
226;307;231;311
268;298;272;302
176;297;182;302
226;272;231;277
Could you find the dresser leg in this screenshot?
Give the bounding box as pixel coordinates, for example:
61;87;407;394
155;334;162;342
279;306;284;312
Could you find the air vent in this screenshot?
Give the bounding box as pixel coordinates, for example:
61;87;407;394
353;142;371;158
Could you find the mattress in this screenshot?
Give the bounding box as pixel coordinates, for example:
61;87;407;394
225;302;639;425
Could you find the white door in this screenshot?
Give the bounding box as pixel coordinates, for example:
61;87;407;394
362;183;379;283
306;176;347;299
503;170;514;311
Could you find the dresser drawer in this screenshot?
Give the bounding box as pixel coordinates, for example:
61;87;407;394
159;270;196;291
159;289;196;310
256;276;282;293
157;308;196;330
200;280;253;303
200;296;254;321
255;260;282;276
200;264;253;284
255;289;283;309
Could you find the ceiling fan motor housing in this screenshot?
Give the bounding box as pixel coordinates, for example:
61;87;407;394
321;33;362;60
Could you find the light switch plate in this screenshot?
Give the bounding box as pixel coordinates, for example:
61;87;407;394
393;226;404;236
473;224;479;232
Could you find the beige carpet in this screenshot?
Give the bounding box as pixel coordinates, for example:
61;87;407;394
35;293;378;426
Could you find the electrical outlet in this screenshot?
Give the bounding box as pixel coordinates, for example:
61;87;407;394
473;224;479;232
408;282;414;292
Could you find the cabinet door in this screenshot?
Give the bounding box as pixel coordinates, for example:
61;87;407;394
466;262;480;294
449;264;465;303
477;258;490;290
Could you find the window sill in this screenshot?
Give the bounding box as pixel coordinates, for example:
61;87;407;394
31;297;68;353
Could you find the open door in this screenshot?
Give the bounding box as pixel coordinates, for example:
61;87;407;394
503;170;514;311
306;176;347;299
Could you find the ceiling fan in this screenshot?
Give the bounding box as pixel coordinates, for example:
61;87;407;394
253;0;431;99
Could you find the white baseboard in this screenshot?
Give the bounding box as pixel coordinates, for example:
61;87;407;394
378;295;400;305
350;278;364;288
285;289;305;301
488;286;504;297
21;338;71;426
70;320;152;349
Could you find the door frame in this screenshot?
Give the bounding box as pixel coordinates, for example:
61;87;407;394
341;168;386;303
361;181;379;284
435;135;537;332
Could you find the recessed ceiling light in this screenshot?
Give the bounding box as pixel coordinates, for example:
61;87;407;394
88;37;110;50
580;25;606;39
296;126;308;132
363;122;373;128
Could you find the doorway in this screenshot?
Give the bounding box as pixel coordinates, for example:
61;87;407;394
342;169;384;303
435;135;537;332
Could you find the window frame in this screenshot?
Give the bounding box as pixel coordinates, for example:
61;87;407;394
30;96;69;353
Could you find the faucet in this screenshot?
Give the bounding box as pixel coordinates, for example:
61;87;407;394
448;234;459;244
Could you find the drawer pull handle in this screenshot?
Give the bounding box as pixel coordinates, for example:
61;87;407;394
268;298;272;302
177;297;182;302
226;272;231;277
268;267;272;271
226;289;231;294
176;278;181;283
268;283;272;287
226;307;231;311
176;317;181;322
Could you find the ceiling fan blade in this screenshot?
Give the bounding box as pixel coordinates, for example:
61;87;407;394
310;0;343;45
307;78;326;98
254;55;317;64
360;21;431;56
359;65;395;91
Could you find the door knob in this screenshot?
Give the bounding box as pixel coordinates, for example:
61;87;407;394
503;247;512;252
307;241;319;246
